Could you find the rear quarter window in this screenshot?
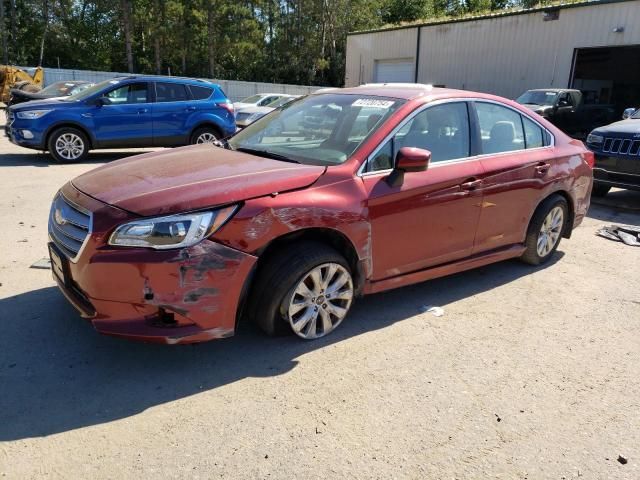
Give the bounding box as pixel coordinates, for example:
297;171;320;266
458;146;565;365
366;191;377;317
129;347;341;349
189;85;214;100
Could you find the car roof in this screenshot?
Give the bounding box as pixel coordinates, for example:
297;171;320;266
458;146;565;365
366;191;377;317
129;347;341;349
115;75;221;88
526;88;578;93
313;83;497;101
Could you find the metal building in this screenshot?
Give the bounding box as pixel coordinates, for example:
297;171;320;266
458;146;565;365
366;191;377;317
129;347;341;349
346;0;640;109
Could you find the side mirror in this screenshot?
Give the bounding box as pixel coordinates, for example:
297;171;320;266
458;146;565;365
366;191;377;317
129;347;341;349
96;96;111;106
386;147;431;187
622;108;636;120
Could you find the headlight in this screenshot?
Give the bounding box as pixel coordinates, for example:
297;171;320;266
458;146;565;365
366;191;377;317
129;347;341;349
16;109;52;119
586;133;604;145
108;206;238;249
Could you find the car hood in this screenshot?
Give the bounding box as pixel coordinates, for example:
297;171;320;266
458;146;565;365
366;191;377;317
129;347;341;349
72;144;326;216
592;119;640;135
522;103;553;112
238;105;274;115
9;97;74;111
233;102;256;111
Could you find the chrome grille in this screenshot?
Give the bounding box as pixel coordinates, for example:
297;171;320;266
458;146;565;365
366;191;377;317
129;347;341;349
48;193;91;260
602;137;640;156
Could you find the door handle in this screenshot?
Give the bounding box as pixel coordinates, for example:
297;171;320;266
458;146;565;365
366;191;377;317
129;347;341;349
185;106;196;112
460;178;483;190
137;108;149;114
535;163;551;176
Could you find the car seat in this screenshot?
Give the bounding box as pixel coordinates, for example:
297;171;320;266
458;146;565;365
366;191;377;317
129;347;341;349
486;121;516;153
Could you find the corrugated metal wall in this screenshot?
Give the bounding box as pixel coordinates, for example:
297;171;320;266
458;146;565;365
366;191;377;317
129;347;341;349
346;29;418;86
346;0;640;99
36;67;320;102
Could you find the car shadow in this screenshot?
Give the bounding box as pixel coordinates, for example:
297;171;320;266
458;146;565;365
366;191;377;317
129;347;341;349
587;190;640;226
0;150;159;167
0;253;563;441
590;189;640;213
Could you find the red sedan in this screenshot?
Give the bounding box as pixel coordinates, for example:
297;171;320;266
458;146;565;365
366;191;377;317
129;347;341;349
48;84;594;344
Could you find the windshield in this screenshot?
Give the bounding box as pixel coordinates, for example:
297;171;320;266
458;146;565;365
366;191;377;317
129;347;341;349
40;81;86;96
239;94;267;104
69;83;93;95
516;91;559;106
267;96;297;108
62;78;123;102
228;93;405;166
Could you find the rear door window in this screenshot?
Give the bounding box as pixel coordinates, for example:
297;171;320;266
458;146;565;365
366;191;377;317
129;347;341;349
189;85;214;100
476;102;525;154
155;82;189;103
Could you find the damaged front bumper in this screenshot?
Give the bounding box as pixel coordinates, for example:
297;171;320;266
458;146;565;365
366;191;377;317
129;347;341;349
50;183;257;344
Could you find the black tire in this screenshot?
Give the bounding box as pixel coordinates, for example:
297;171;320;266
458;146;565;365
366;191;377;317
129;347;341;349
190;126;220;145
47;127;90;163
521;194;568;266
247;242;353;338
591;183;611;197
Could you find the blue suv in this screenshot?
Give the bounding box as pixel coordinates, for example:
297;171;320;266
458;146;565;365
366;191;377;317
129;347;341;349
6;76;236;162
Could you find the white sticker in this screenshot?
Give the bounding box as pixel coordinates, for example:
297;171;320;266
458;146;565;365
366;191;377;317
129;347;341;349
352;99;394;108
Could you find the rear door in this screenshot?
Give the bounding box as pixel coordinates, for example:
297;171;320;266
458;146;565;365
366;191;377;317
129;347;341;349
471;101;556;253
152;81;193;146
362;101;485;280
91;82;153;148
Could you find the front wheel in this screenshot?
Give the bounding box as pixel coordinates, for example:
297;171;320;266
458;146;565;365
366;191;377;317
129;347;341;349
521;195;568;265
47;127;89;163
248;242;354;340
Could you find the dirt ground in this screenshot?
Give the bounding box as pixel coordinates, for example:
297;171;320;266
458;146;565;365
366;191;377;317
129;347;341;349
0;120;639;480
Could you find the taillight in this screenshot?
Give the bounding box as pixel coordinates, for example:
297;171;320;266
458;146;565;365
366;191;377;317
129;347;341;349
583;151;595;169
217;102;234;114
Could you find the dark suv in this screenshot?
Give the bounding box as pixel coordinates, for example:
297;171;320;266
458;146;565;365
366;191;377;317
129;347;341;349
586;108;640;196
6;76;236;162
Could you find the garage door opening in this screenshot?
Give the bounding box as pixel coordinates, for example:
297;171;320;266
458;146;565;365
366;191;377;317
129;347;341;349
374;58;415;83
570;45;640;115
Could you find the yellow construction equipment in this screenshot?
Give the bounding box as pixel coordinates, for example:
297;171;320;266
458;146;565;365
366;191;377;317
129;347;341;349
0;66;44;104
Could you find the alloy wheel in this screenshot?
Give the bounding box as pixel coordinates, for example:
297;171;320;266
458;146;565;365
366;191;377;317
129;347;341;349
55;133;85;161
286;263;353;340
537;206;564;257
196;132;218;144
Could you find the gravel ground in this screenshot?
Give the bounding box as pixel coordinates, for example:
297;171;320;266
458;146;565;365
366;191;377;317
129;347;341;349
0;121;639;479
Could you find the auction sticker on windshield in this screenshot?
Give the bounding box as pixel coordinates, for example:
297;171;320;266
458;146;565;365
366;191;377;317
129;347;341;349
352;99;395;108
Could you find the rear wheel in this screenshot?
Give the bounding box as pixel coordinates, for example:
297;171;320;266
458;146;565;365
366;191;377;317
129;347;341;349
248;242;354;340
591;183;611;197
521;195;568;265
190;126;220;145
48;127;89;163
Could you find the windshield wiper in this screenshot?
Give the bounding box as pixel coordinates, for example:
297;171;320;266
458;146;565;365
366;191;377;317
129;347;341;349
235;147;300;163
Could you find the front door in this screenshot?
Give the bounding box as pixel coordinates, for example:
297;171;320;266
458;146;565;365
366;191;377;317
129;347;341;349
91;82;153;148
362;101;484;280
